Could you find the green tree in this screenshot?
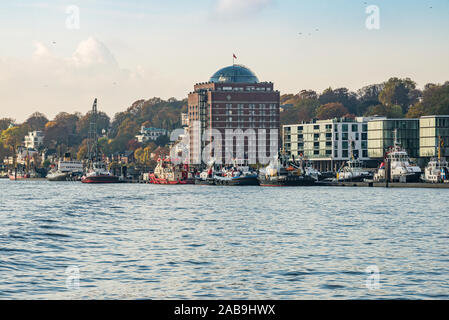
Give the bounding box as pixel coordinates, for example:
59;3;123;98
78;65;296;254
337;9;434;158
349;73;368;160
379;77;420;114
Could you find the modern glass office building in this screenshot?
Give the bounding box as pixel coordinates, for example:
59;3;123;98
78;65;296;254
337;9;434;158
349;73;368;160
367;119;420;158
420;115;449;158
283;117;380;171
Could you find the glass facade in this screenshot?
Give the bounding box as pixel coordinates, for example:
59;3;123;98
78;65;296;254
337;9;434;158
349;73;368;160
367;119;420;158
420;116;449;157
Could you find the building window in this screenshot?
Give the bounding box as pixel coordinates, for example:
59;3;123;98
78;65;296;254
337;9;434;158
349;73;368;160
314;133;319;139
342;141;348;149
355;133;359;140
362;150;368;158
352;124;358;132
362;133;367;140
342;133;348;140
335;133;339;140
342;124;348;132
342;150;348;158
314;125;319;130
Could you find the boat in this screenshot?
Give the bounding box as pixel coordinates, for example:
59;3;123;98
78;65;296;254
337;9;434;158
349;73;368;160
421;137;449;183
9;171;30;180
336;158;373;182
195;159;216;185
374;130;421;183
214;166;259;186
258;153;315;187
46;169;69;181
81;161;120;183
47;153;83;181
149;158;194;184
81;98;120;184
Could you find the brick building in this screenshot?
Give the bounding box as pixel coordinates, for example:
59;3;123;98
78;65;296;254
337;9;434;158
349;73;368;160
187;64;280;165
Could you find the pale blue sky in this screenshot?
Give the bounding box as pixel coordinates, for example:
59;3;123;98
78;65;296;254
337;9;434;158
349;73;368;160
1;0;448;121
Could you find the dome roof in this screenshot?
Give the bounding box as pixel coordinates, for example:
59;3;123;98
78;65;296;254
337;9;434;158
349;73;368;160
209;65;259;83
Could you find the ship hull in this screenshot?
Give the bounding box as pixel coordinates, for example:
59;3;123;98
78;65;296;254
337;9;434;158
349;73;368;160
214;176;259;186
9;174;30;181
149;174;194;185
46;173;69;182
195;178;216;186
258;175;315;187
81;175;120;183
392;172;421;183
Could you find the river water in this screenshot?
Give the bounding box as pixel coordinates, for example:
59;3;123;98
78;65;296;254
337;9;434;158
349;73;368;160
0;179;448;299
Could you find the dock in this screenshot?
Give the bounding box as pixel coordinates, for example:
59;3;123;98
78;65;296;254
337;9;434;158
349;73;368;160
318;181;449;188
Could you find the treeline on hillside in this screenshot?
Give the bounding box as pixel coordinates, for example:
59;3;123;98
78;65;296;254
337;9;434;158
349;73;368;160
0;97;187;162
280;78;449;125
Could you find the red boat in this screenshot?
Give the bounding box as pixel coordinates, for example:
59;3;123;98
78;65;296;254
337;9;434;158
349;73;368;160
81;162;120;184
9;172;30;180
148;158;194;185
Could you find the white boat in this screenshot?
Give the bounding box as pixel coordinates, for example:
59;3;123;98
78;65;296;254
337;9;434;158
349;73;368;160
46;169;69;181
374;130;421;183
337;158;373;182
422;137;449;183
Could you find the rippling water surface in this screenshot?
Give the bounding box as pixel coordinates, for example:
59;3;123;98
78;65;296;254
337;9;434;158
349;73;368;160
1;179;448;299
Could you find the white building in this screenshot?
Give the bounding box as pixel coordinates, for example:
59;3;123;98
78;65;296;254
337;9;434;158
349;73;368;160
283;117;385;171
24;131;44;149
135;126;167;143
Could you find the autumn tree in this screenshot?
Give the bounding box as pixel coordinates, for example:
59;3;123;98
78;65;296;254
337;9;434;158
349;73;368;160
316;103;348;120
25;112;48;131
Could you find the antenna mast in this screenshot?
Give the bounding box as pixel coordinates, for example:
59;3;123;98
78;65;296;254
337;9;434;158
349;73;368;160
87;98;99;162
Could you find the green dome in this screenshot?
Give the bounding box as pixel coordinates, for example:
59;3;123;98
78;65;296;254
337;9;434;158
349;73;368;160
210;65;259;83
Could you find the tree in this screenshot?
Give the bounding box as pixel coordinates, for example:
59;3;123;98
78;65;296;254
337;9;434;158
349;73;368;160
155;135;170;147
319;87;358;115
379;77;420;114
25;112;48;131
76;111;110;139
0;118;15;132
316;103;348;120
406;82;449;117
357;84;384;115
365;104;403;118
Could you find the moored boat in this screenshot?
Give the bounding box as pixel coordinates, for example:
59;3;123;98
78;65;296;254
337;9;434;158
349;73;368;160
258;153;315;187
421;137;449;183
149;158;194;185
81;161;120;183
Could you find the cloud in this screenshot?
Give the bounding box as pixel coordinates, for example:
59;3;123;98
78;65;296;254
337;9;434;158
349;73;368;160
215;0;273;17
0;37;178;121
70;37;118;68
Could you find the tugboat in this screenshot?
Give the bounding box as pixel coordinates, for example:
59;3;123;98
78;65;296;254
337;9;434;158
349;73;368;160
81;99;120;184
149;158;194;184
258;153;315;187
9;170;30;180
81;161;119;183
213;159;259;186
195;159;216;185
46;168;69;181
422;137;449;183
374;130;421;183
336;158;373;182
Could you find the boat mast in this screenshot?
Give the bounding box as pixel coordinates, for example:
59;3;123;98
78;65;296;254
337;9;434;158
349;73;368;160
87;98;99;164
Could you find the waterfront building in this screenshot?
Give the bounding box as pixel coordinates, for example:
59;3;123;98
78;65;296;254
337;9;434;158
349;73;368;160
187;64;280;165
419;115;449;158
367;118;420;159
181;113;189;127
283;117;380;171
135;126;167;143
24;131;44;149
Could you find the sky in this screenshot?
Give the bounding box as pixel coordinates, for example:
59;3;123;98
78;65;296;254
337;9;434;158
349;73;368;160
0;0;448;121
